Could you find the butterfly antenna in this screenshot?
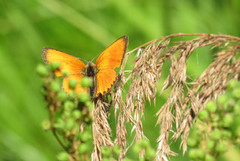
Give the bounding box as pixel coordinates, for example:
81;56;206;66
91;51;102;62
77;57;88;64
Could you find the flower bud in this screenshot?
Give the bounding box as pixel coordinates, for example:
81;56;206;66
64;101;75;111
228;79;238;90
145;148;155;160
61;70;69;77
69;79;77;89
65;119;76;130
209;129;221;141
72;110;82;119
216;142;227;153
133;144;141;153
138;139;149;148
207;140;215;150
205;154;214;161
57;152;69;161
233;89;240;99
50;81;61;92
211;114;220;122
78;143;89;154
101;146;112;157
217;95;228;105
69;91;77;99
79;92;91;102
80;131;92;142
50;62;60;71
206;101;217;113
81;77;92;87
187;137;198;147
198;109;209;121
36;64;49;77
113;145;122;155
42;119;51;130
221;114;233;128
57;91;67;101
188;149;198;159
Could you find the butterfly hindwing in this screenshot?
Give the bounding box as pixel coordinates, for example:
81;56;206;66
43;48;86;94
96;69;117;96
95;36;128;96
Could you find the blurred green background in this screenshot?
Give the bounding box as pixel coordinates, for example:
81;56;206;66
0;0;239;160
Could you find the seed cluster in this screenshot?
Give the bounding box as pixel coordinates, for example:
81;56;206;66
37;62;93;161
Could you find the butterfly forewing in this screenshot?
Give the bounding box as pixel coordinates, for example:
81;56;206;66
43;48;86;76
95;36;128;96
95;36;128;70
43;48;86;94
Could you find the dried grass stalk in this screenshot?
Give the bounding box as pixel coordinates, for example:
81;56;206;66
113;81;128;160
92;98;113;161
92;33;240;161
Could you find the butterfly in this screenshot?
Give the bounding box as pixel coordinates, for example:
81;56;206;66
42;36;128;99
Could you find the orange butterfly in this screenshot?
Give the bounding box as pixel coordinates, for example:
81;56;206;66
42;36;128;98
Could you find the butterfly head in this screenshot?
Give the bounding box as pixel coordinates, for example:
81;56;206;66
84;62;97;77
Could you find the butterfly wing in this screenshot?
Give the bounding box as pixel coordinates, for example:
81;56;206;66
42;48;86;94
95;36;128;96
43;48;85;76
96;69;117;96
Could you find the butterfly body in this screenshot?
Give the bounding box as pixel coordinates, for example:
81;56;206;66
43;36;128;99
83;62;97;98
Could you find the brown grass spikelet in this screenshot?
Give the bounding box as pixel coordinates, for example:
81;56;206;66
90;33;239;161
112;78;128;160
91;98;114;161
114;33;239;161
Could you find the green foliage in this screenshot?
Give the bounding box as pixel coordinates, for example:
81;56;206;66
37;63;94;160
188;79;240;161
0;0;240;161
